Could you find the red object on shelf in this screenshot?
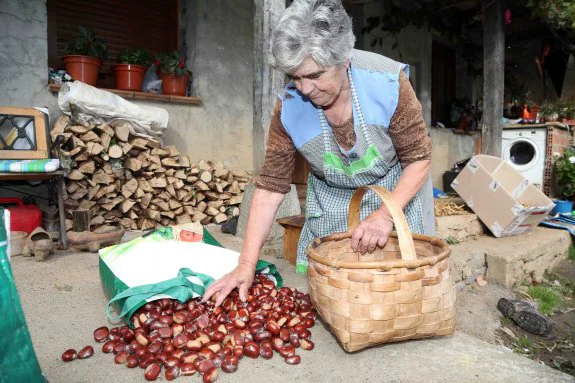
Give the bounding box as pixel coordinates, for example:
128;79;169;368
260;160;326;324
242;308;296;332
0;198;42;234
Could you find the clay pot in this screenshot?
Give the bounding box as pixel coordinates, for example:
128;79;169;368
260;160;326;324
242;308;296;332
63;55;101;86
160;72;190;96
114;64;147;91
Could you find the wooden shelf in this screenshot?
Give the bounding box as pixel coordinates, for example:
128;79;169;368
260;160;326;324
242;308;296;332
48;84;202;105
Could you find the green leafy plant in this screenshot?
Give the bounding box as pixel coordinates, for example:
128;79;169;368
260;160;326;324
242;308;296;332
445;236;459;245
528;286;560;316
118;48;150;67
528;0;575;54
554;148;575;199
64;26;108;60
156;51;188;77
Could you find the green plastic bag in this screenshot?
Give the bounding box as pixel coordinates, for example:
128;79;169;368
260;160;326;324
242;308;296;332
100;226;283;324
0;208;46;383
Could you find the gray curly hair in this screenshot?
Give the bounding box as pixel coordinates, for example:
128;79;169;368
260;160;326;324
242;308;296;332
269;0;355;74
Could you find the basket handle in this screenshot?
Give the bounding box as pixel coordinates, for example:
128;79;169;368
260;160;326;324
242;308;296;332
347;186;417;261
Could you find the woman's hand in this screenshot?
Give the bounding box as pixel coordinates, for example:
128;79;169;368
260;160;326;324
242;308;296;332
350;209;393;254
201;262;255;307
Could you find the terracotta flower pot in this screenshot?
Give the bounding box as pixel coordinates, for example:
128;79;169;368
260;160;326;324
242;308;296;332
114;64;147;91
63;55;101;86
160;72;190;96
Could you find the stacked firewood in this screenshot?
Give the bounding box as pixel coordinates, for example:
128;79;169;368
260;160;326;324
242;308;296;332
51;116;249;231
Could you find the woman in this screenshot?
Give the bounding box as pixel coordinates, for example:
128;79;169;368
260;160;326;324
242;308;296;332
203;0;434;306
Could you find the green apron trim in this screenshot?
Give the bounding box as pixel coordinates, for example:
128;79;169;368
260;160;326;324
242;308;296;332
323;144;383;176
295;264;308;274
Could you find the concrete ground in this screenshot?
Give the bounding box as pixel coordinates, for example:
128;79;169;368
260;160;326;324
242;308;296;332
9;228;574;383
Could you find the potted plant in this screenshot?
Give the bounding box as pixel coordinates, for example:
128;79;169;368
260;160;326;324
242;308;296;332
157;51;190;96
114;48;150;91
539;103;559;122
552;148;575;213
63;26;107;86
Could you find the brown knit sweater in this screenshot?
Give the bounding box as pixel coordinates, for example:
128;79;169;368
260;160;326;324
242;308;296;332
255;72;431;194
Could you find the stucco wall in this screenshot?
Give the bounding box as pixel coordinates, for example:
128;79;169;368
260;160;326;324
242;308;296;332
0;0;255;172
430;127;479;190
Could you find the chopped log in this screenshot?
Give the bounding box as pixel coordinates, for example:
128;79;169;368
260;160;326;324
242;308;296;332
53;115;70;135
67;182;80;193
161;157;181;167
130;137;149;150
228;181;241;195
114;125;130;142
161;211;176;219
102;163;113;174
100;134;111;151
214;213;228;224
157;191;171;201
72;210;91;232
198;160;211;171
147;209;161;220
196;201;207;213
194;211;208;223
184;206;195;216
70;188;88;200
179;155;191;167
95;123;114;136
219;206;226;213
78;160;95;174
149;177;167;188
108;144;123;159
129;211;139;220
205;206;219;216
165;169;175;177
121;142;133;155
90;215;105;226
218;193;231;200
70;125;88;134
215;182;224;194
135;187;145;199
166;184;177;198
80;131;100;142
172;179;184;190
153;200;170;211
231;207;240;217
207;200;224;209
204;191;220;200
195;181;210;191
138;178;153;192
239;182;247;191
176;214;192;224
195;192;206;203
121;199;136;213
102;197;124;211
68;169;84;180
169;199;183;210
213;163;229;179
74;152;90;162
88;185;100;200
187;176;199;184
124;158;142;172
121;178;139;198
151;148;169;157
137;218;156;230
175;170;187;179
94;185;116;200
174;206;184;215
93;171;115;185
200;215;212;225
164;145;180;158
228;195;243;205
72;136;86;148
189;167;199;176
140;193;152;209
199;171;213;183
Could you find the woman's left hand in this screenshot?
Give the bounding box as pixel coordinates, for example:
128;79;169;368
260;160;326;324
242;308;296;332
350;209;393;254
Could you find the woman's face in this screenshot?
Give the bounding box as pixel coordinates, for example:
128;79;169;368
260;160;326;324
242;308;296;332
288;57;349;108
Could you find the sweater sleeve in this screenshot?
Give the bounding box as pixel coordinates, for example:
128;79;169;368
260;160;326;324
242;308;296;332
254;100;297;194
389;71;432;166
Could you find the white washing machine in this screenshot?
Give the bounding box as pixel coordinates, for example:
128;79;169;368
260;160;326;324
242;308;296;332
502;127;547;190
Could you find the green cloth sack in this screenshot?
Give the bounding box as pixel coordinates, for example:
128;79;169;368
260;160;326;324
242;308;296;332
99;226;282;324
0;208;46;383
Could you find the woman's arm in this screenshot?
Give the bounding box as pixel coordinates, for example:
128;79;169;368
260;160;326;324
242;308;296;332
202;189;285;306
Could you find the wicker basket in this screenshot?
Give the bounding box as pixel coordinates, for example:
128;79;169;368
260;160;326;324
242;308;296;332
307;186;456;352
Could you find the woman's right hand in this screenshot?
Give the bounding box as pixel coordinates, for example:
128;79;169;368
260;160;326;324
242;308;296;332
201;262;256;307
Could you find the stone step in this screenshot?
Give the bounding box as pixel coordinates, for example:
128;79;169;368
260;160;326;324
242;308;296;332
450;226;571;288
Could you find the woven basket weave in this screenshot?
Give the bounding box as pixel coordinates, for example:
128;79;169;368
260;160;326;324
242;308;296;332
307;186;456;352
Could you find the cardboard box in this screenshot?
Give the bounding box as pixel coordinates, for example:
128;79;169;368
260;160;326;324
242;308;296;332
451;155;554;237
